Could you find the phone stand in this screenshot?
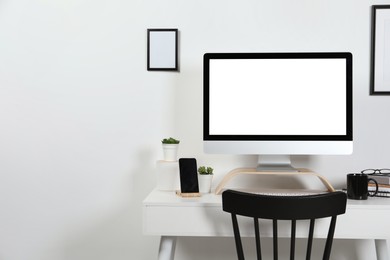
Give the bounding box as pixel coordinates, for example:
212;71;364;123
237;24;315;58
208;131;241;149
176;191;201;197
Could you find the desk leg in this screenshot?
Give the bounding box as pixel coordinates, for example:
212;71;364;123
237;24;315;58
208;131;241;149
158;236;177;260
375;239;389;260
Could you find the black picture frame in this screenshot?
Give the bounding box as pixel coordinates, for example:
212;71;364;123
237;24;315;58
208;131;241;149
147;29;178;71
371;5;390;95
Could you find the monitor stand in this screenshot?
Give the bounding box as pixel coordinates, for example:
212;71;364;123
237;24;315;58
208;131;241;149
214;155;335;195
256;155;298;172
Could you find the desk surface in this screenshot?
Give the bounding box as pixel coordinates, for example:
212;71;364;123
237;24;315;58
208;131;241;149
143;189;390;239
144;189;390;208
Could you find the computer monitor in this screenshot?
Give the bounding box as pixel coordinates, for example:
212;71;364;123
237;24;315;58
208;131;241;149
203;52;353;171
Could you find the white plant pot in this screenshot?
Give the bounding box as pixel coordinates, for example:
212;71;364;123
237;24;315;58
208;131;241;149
162;144;179;161
198;174;213;193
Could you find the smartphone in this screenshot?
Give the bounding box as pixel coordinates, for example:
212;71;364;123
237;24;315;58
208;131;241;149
178;158;199;193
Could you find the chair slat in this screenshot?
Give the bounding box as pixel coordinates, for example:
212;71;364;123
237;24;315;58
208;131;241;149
306;219;315;260
290;219;296;260
273;219;278;260
232;214;245;260
323;216;337;260
254;218;262;260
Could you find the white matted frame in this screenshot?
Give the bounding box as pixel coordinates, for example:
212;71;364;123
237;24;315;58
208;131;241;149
147;29;178;71
371;5;390;95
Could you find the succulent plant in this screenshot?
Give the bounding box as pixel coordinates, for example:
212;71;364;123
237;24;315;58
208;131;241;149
161;137;180;144
198;166;214;175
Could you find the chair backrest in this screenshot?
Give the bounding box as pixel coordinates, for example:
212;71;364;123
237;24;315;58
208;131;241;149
222;190;347;260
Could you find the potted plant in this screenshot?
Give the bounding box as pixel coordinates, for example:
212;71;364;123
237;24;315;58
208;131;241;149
161;137;180;161
198;166;214;193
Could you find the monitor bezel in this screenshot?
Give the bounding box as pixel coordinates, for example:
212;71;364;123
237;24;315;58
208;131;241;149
203;52;353;142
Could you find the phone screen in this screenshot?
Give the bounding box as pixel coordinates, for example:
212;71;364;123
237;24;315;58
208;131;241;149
178;158;199;193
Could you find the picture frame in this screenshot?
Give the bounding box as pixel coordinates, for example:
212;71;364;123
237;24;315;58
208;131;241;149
147;29;178;71
371;5;390;95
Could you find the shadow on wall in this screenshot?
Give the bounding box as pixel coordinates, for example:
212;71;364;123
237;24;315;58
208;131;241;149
60;148;159;260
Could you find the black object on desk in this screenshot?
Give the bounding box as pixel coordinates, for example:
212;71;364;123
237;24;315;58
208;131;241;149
178;158;199;194
347;173;378;200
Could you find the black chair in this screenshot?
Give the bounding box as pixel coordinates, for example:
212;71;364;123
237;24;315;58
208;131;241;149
222;190;347;260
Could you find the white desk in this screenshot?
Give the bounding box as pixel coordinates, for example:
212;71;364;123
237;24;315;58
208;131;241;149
143;189;390;260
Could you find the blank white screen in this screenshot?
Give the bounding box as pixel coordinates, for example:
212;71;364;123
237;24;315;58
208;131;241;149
209;58;347;136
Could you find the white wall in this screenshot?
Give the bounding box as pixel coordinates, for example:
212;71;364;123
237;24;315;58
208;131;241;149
0;0;389;259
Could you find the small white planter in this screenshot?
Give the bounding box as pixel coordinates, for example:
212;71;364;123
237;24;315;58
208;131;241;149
162;144;179;161
198;174;213;193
